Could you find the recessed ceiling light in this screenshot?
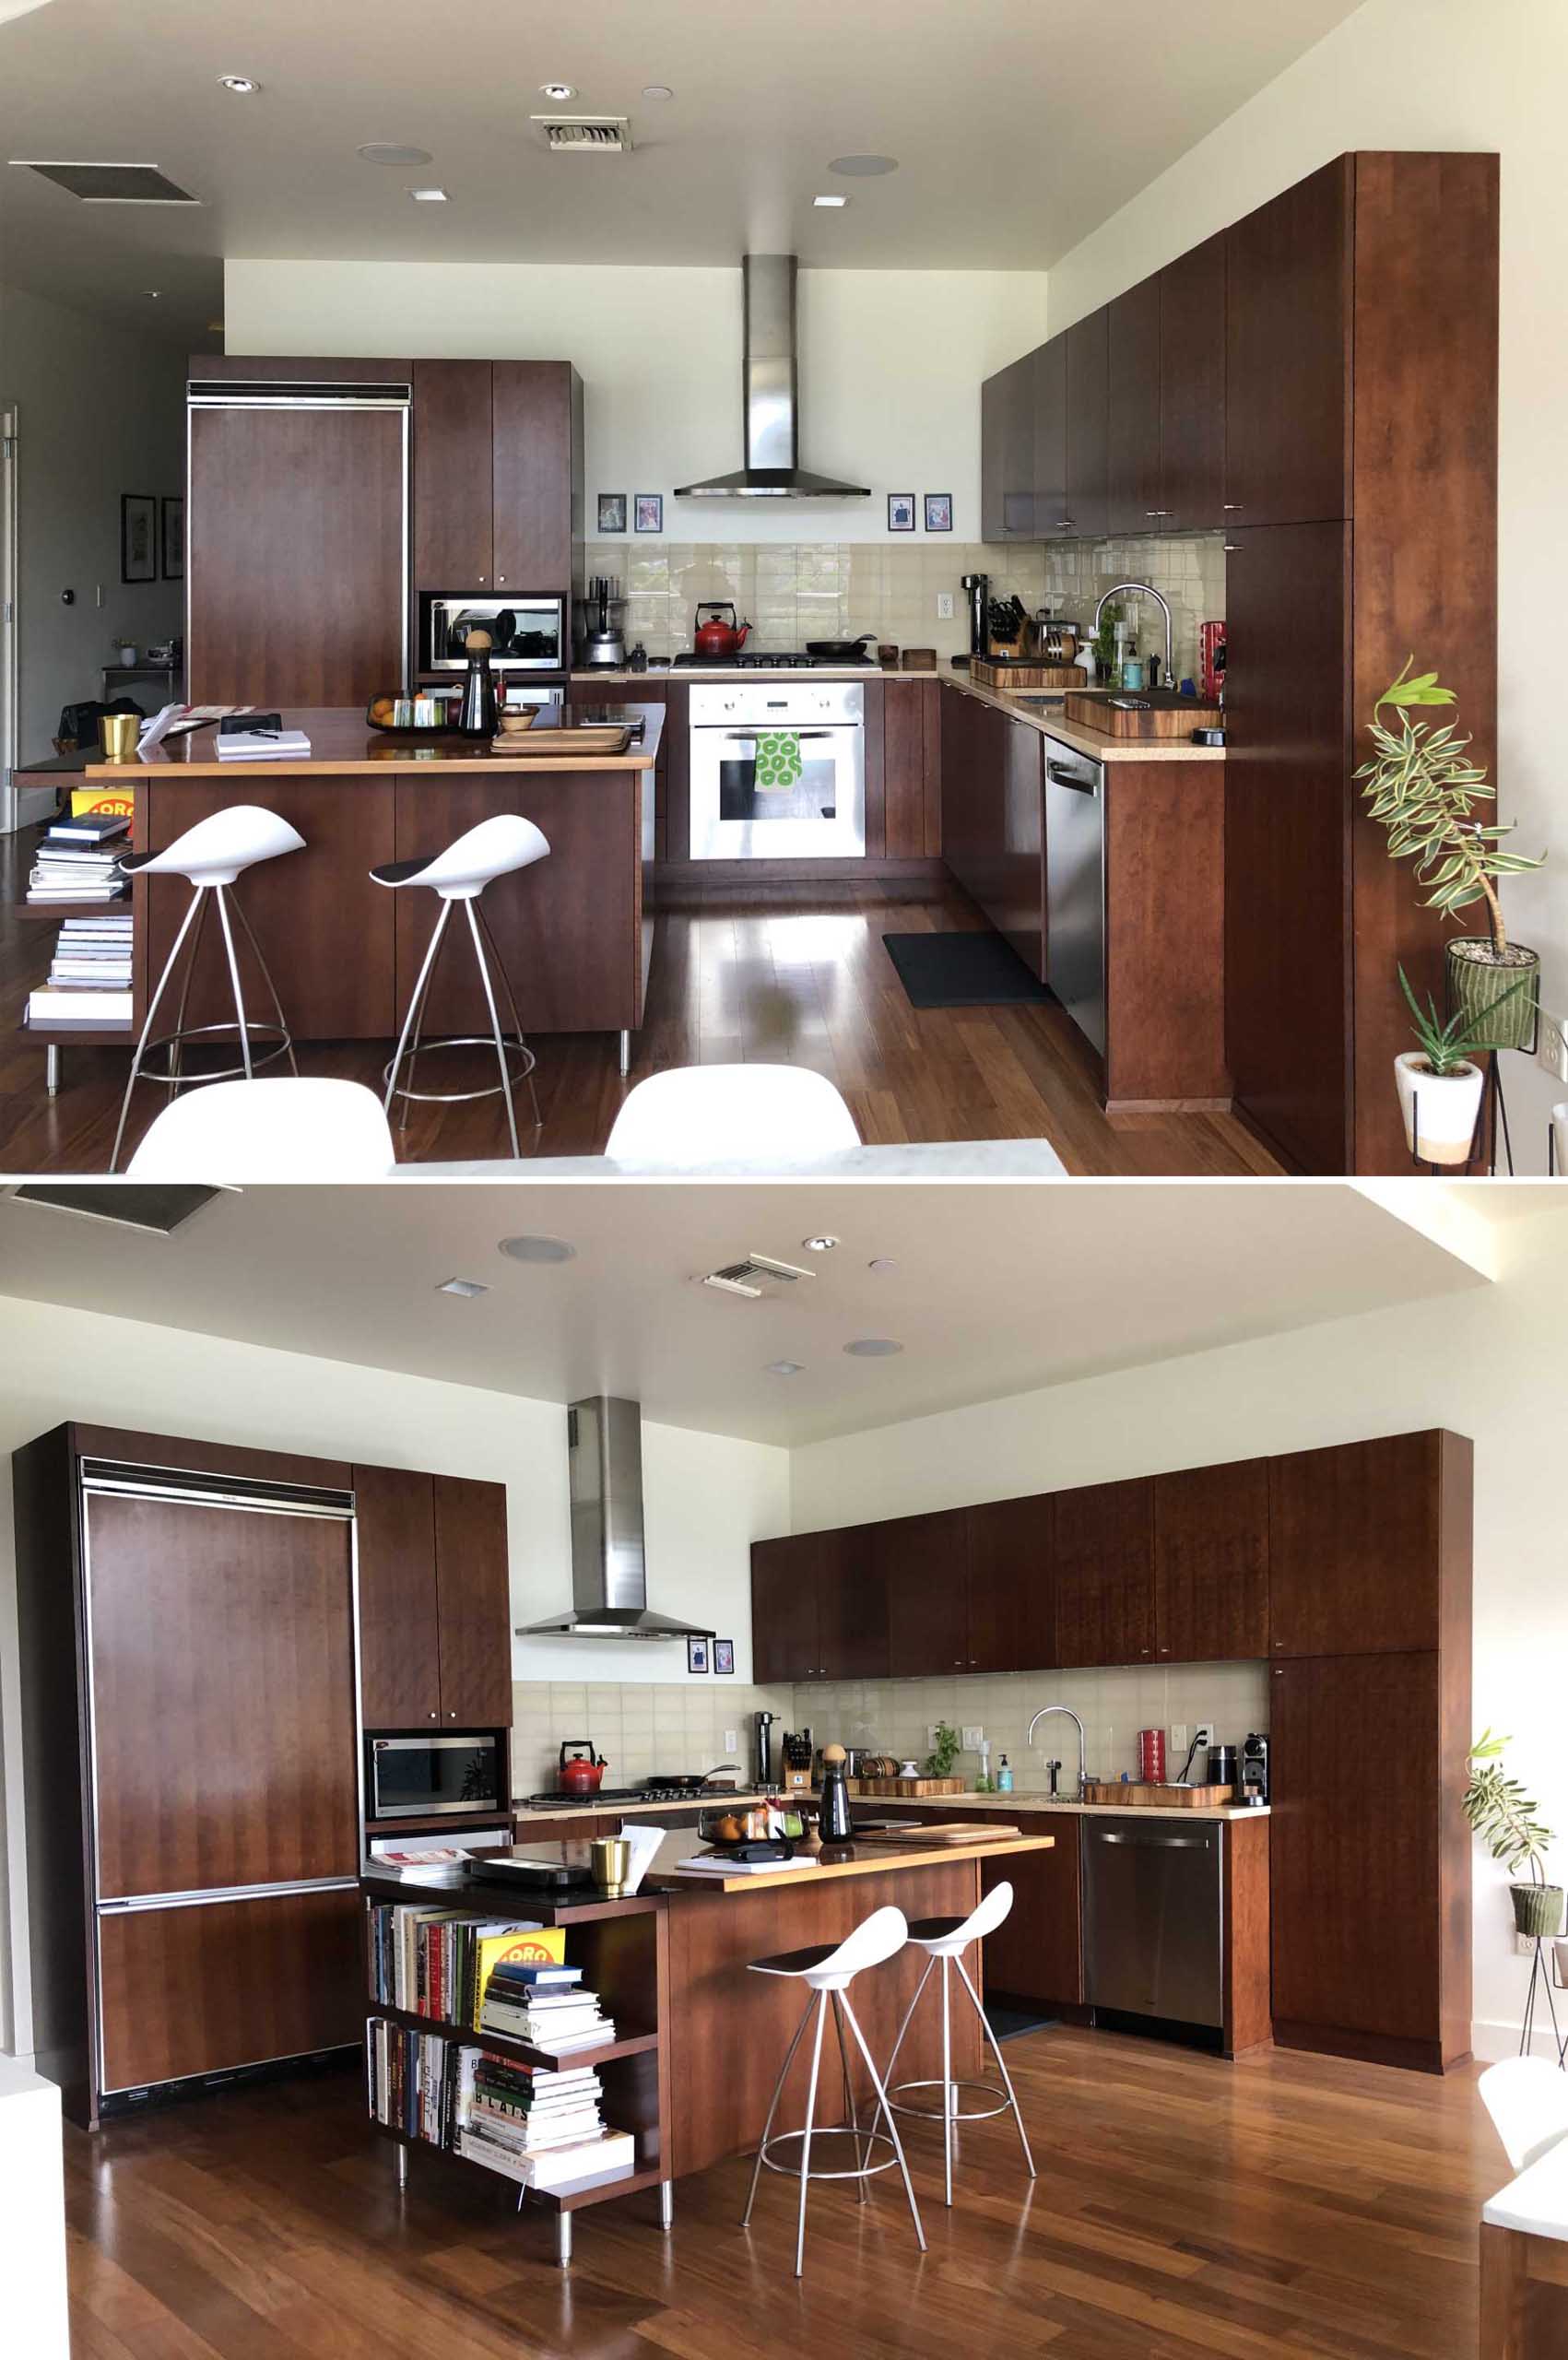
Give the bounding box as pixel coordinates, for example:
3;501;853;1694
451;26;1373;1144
867;1257;899;1274
357;143;433;167
218;75;261;95
499;1233;577;1265
409;186;448;202
801;1234;840;1252
641;85;674;100
437;1277;489;1299
843;1337;904;1358
765;1361;805;1377
829;154;899;177
813;195;848;208
539;82;576;100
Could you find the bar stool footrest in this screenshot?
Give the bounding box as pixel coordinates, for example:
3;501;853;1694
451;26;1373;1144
137;1021;293;1090
756;2125;902;2183
382;1032;537;1108
888;2075;1015;2124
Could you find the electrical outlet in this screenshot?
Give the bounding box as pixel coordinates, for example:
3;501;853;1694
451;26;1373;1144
961;1724;984;1751
724;1729;737;1754
1537;1007;1568;1087
937;592;954;620
926;1724;941;1751
1171;1723;1188;1752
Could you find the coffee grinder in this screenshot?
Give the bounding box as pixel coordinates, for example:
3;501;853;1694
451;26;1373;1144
753;1708;777;1789
959;572;989;670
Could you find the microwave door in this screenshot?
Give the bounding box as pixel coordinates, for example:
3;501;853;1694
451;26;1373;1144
371;1734;502;1817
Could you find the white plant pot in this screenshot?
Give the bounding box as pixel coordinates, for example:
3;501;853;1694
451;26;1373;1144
1395;1052;1483;1166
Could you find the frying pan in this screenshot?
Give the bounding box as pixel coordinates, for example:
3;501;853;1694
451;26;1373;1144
804;632;876;661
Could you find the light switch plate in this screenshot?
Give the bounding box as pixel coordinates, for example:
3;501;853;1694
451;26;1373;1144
1171;1723;1188;1752
724;1729;737;1753
961;1724;984;1751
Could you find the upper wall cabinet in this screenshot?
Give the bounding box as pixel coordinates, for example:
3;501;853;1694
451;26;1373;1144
1267;1430;1471;1659
411;359;584;620
750;1535;821;1685
1159;230;1227;532
751;1528;888;1683
355;1464;512;1731
880;1510;971;1676
966;1494;1054;1672
1225;156;1352;528
1106;277;1162;535
1153;1457;1268;1661
1063;311;1110;540
412;360;495;587
1052;1478;1155;1668
981;355;1037;542
1031;338;1068;541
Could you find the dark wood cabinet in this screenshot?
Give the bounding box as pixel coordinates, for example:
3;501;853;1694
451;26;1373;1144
1159;230;1227;531
1032;338;1068;539
967;1494;1053;1673
1106;276;1162;535
1064;309;1110;539
883;678;941;860
1267;1430;1470;1659
1225;156;1352;528
412;360;495;589
492;360;582;596
879;1510;971;1676
432;1475;513;1725
751;1530;886;1682
355;1465;512;1732
1051;1479;1155;1668
751;1536;820;1685
980;1810;1082;2008
981;354;1036;542
1153;1458;1268;1662
939;690;1043;978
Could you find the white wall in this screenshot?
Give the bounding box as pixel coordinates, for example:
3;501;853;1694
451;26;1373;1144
0;1294;788;2059
1039;0;1568;1170
789;1205;1568;2064
0;281;186;778
222;260;1048;547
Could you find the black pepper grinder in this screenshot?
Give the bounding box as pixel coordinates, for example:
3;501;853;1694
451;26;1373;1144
457;627;499;738
818;1742;854;1842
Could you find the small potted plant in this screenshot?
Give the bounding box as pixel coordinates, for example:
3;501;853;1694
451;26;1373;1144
1463;1730;1562;1939
922;1721;960;1780
1394;966;1531;1166
1358;661;1545;1049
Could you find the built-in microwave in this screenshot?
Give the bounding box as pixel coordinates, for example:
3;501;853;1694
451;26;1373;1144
366;1729;507;1820
419;591;566;675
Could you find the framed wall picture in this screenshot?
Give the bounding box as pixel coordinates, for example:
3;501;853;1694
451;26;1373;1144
713;1638;735;1676
924;492;953;534
634;493;663;534
120;492;157;583
160;495;184;581
888;492;915;533
686;1634;710;1674
597;492;628;534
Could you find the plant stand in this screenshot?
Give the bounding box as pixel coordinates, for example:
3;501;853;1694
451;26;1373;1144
1410;1055;1513;1177
1520;1937;1566;2065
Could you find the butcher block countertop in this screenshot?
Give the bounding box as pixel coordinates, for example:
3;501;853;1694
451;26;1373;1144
939;665;1226;763
21;703;663;779
890;1789;1268;1823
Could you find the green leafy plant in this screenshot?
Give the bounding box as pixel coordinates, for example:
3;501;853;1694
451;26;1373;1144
1356;661;1544;954
1092;600;1123;675
922;1720;960;1778
1463;1730;1553;1885
1398;965;1533;1075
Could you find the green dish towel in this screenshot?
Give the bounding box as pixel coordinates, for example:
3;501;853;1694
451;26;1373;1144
752;728;803;790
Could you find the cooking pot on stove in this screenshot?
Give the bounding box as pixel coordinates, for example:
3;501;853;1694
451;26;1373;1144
693;602;751;658
558;1740;607;1797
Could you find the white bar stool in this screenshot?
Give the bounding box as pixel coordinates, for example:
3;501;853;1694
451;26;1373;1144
371;814;549;1158
605;1063;861;1164
740;1903;925;2278
111;806;305;1171
877;1881;1036;2207
127;1078;397;1180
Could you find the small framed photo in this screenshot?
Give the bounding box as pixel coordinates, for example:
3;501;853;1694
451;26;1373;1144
924;492;953;534
597;492;628;535
686;1634;710;1675
121;493;157;583
888;491;915;533
713;1638;735;1676
160;495;184;581
634;493;663;535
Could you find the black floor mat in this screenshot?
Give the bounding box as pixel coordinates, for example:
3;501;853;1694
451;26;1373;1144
883;929;1050;1009
985;2000;1060;2042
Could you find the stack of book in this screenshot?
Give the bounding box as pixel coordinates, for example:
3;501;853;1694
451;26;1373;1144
367;2018;466;2149
364;2022;636;2193
26;911;134;1029
28;812;131;904
366;1905;565;2029
479;1956;615;2055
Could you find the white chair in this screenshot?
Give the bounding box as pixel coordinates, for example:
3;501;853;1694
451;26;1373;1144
876;1881;1036;2208
371;814;549;1158
740;1903;925;2277
606;1064;861;1164
127;1077;397;1180
111;805;305;1170
1480;2057;1568;2173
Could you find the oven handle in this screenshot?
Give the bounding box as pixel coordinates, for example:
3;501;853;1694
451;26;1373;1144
717;728;841;742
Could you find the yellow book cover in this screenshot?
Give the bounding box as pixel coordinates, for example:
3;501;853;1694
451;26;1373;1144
69;785;136;820
471;1926;567;2028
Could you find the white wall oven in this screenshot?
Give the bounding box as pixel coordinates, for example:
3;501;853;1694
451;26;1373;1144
689;678;866;860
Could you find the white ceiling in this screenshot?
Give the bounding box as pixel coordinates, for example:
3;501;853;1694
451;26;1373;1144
0;0;1365;342
0;1180;1536;1447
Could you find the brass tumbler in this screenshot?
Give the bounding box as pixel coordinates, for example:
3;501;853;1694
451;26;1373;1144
590;1835;631;1896
98;713;139;762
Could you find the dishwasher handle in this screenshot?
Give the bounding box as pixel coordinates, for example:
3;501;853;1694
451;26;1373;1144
1093;1830;1209;1849
1046;760;1100;794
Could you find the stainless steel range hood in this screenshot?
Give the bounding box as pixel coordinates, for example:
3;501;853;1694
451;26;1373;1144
515;1396;712;1641
675;254;870;500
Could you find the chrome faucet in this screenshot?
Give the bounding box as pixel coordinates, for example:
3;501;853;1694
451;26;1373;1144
1094;581;1173;689
1027;1704;1088;1800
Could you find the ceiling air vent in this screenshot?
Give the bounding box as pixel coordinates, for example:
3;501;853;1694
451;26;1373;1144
532;116;631;154
13;160;200;204
6;1184;222;1233
701;1252;816;1300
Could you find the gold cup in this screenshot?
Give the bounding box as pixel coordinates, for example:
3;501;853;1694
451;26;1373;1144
98;712;139;762
590;1835;631;1896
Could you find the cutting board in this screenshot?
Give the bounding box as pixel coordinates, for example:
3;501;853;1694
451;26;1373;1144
1063;690;1221;739
489;723;631;756
1081;1782;1233;1808
853;1822;1021;1846
848;1776;965;1797
973;658;1081;690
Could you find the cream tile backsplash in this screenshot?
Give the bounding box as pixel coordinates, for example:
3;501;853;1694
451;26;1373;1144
513;1659;1266;1800
1044;530;1228;685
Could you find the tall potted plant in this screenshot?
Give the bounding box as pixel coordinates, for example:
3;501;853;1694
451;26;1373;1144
1357;662;1545;1051
1463;1730;1562;1939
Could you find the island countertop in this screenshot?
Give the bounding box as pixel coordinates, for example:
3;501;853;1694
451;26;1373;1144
18;702;663;779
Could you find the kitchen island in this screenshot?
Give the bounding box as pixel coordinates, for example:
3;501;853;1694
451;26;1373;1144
18;704;662;1077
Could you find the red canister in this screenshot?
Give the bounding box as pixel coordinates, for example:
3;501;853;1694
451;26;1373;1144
1137;1728;1166;1783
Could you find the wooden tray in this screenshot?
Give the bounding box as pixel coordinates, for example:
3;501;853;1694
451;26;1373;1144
847;1775;965;1798
973;658;1082;690
1063;690;1222;739
853;1822;1020;1846
1081;1782;1234;1809
489;723;631;757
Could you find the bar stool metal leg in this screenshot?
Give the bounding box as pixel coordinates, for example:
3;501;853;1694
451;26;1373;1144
475;900;541;1131
383;900;453;1127
939;1955;954;2208
741;1988;817;2229
794;1988;828;2277
465;898;521;1158
230;891;300;1077
838;1994;926;2254
831;1992;867;2204
955;1954;1035;2177
864;1954;935;2150
213;884;253;1080
167;885;212;1093
112;883;205;1171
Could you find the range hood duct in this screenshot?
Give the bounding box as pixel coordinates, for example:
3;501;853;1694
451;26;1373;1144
675;254;870;500
515;1396;712;1641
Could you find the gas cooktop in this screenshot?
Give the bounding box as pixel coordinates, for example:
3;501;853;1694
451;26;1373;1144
520;1775;738;1810
670;649;877;671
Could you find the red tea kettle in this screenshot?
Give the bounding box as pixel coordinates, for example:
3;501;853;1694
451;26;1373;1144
558;1740;607;1798
693;601;751;659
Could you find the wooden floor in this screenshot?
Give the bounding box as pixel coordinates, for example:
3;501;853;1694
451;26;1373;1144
1;823;1279;1174
61;2026;1499;2359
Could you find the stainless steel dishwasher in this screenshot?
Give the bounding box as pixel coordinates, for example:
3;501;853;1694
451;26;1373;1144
1081;1815;1223;2031
1043;735;1106;1054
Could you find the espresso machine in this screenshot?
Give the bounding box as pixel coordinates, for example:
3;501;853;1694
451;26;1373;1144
959;572;989;670
753;1708;777;1789
1240;1732;1270;1804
